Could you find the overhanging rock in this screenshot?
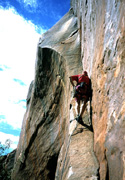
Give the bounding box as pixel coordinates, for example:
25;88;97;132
11;0;125;180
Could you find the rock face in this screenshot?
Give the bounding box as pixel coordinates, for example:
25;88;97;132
0;150;16;180
77;0;125;179
12;0;125;180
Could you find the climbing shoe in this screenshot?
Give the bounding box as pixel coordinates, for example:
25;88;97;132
76;115;83;124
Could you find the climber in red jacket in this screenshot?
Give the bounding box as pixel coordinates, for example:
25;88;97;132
69;71;91;123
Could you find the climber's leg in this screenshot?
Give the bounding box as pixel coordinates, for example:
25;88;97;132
77;99;80;116
80;99;87;117
75;96;83;123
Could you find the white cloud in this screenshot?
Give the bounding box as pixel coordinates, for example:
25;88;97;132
0;7;41;84
0;7;46;129
0;132;19;150
17;0;38;11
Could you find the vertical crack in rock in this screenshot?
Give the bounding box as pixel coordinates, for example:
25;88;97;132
47;153;59;180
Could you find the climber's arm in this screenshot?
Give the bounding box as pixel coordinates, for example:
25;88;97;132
69;77;75;87
69;75;78;87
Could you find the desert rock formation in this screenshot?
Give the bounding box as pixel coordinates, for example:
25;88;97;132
11;0;125;180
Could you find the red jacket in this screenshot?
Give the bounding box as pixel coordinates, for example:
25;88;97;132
71;74;91;98
71;74;90;86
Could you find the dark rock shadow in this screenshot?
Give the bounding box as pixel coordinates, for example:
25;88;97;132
88;79;93;132
77;120;93;132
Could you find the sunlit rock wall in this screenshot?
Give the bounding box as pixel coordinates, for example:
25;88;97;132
71;0;125;179
11;0;125;180
12;9;83;180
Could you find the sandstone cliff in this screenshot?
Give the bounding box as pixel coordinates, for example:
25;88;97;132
11;0;125;180
0;150;16;180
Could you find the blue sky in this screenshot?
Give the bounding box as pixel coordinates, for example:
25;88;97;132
0;0;70;153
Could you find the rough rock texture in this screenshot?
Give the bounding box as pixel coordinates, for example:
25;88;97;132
75;0;125;179
55;103;99;180
12;0;125;180
0;150;16;180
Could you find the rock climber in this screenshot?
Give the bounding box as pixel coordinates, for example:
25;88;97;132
69;71;91;123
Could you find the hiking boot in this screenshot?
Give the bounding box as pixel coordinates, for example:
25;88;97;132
75;115;79;120
76;115;83;123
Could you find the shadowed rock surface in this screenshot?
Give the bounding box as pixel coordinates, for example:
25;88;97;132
11;0;125;180
0;150;16;180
